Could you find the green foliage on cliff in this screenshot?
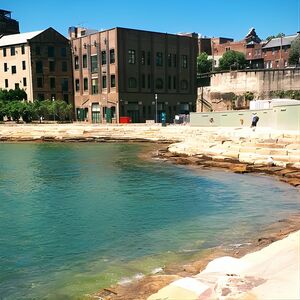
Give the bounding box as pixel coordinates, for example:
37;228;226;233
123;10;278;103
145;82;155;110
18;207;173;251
197;52;213;74
289;36;300;65
219;50;247;71
270;90;300;100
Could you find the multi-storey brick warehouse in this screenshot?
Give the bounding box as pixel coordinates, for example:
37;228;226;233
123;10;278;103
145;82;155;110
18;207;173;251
0;27;73;103
70;27;198;123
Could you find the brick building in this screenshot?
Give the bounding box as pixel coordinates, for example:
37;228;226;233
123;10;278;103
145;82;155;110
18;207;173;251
70;27;198;123
0;9;19;36
262;34;298;68
0;27;73;103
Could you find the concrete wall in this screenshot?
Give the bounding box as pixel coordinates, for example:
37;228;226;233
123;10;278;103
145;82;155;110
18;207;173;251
191;104;300;131
199;69;300;112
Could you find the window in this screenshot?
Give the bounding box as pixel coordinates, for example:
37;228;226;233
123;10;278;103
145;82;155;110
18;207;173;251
155;78;163;89
23;77;27;87
62;61;68;72
37;77;43;88
111;74;116;88
48;46;55;57
141;51;145;65
11;66;16;74
156;52;163;66
49;61;55;72
36;61;43;73
11;46;15;56
83;78;88;91
63;94;69;103
3;48;6;57
181;55;188;68
128;49;136;64
181;80;188;90
147;51;151;65
102;76;107;88
75;79;80;91
141;74;145;88
36;46;41;55
61;47;67;57
5;79;8;88
91;55;98;73
22;61;26;70
101;51;106;65
50;77;56;89
82;54;87;68
61;78;68;92
173;76;177;89
147;74;151;89
168;76;171;89
168;54;172;67
21;45;25;55
173;54;177;67
92;78;98;94
15;83;19;89
110;49;115;64
74;56;79;69
128;77;137;88
4;63;8;72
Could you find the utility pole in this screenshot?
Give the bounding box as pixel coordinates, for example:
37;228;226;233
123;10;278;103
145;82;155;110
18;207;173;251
155;93;158;123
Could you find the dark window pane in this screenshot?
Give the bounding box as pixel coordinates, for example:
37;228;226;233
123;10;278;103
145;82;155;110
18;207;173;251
110;49;115;64
91;55;98;73
82;55;87;68
101;51;106;65
111;75;116;87
128;49;136;64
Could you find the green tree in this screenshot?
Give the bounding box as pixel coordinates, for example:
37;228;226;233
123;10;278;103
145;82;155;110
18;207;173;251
0;101;6;121
289;35;300;65
219;50;247;71
0;88;27;101
197;52;213;74
266;33;285;41
6;101;24;122
21;102;36;123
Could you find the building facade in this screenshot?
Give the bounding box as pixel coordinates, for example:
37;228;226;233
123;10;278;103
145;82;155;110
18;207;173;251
70;27;198;123
0;9;19;36
0;27;73;103
262;34;298;69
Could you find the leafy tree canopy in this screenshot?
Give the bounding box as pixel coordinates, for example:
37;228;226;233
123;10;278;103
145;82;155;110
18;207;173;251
219;50;247;71
0;88;27;101
266;33;285;41
197;52;213;74
289;35;300;65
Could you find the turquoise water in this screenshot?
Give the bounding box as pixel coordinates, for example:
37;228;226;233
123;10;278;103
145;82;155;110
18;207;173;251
0;143;299;299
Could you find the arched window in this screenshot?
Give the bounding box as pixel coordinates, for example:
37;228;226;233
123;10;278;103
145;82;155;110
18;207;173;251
128;77;137;88
180;80;188;90
155;78;164;89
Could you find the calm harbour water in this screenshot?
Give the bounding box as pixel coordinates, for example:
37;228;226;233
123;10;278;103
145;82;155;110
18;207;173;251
0;142;299;299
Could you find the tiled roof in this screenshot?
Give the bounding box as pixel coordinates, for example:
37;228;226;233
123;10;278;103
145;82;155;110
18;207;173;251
262;34;298;49
0;30;44;47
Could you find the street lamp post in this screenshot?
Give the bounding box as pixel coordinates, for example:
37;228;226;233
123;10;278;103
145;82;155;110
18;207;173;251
155;93;158;123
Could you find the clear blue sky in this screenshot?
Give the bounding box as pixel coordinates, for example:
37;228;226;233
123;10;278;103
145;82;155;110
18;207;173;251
2;0;299;40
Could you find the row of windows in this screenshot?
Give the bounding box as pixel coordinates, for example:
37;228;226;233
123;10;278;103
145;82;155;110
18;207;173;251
3;61;26;74
36;77;69;90
4;78;27;89
75;76;188;92
74;49;115;70
75;75;116;93
36;61;69;73
35;46;67;58
2;45;25;57
128;50;188;68
74;50;189;70
128;76;188;90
